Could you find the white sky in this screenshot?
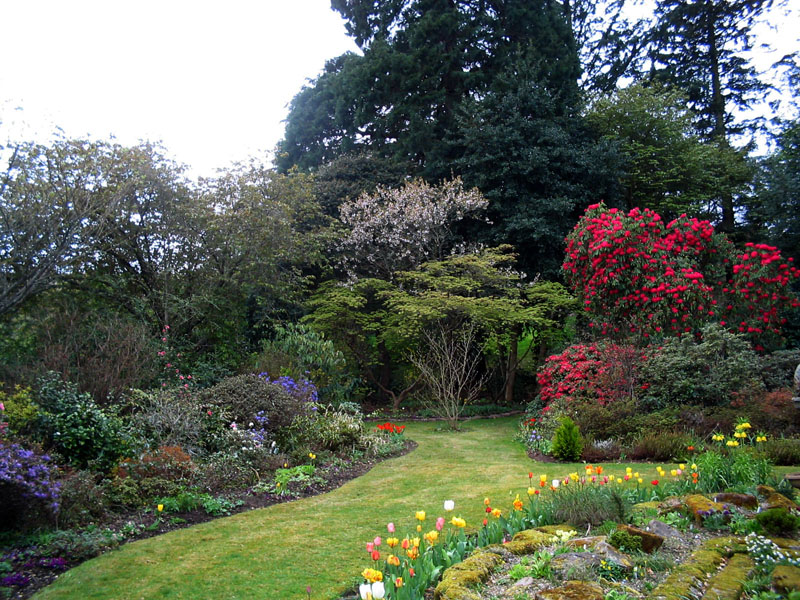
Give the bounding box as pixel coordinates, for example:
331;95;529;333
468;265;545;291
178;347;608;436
0;1;359;177
0;1;797;178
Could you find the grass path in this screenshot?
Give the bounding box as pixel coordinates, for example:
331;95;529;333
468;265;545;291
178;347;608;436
32;418;793;600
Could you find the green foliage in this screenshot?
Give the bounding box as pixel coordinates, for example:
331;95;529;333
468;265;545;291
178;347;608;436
693;448;773;494
630;431;693;462
197;375;301;435
551;416;584;462
640;324;764;408
760;437;800;466
35;372;131;471
755;508;800;536
0;385;39;435
607;529;642;553
730;513;762;536
257;322;359;406
155;490;241;516
284;404;367;458
548;484;629;527
509;550;553;580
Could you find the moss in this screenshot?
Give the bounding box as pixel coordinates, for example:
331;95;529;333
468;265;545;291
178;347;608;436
772;564;800;593
756;484;776;498
504;529;559;555
684;494;725;523
566;536;607;549
632;501;663;513
536;524;578;536
538;581;605;600
647;548;726;600
701;536;745;556
700;553;753;600
764;492;799;511
434;550;503;600
616;524;663;553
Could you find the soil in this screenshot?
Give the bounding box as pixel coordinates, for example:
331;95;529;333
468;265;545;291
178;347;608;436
0;440;417;600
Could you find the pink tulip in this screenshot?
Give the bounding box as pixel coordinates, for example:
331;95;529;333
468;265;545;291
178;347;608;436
387;522;395;533
373;536;381;547
366;542;374;552
436;517;445;531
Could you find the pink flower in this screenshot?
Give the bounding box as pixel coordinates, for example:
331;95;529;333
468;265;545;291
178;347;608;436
387;522;395;533
207;410;212;416
373;536;381;547
436;517;445;531
366;542;374;552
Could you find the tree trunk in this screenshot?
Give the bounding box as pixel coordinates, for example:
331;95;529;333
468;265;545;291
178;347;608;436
504;326;520;405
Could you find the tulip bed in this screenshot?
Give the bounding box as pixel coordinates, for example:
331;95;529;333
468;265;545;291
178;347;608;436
31;417;796;600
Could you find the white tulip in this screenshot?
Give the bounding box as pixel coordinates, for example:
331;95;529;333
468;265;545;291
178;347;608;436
444;500;455;511
371;581;386;599
359;583;372;599
552;479;560;489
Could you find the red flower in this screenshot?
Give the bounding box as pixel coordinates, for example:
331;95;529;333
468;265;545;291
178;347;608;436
371;550;380;561
651;480;659;486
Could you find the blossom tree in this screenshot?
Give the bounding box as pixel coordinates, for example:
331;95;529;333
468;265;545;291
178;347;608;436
337;177;487;281
563;203;800;349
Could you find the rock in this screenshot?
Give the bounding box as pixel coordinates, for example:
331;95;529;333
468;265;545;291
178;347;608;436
685;494;726;523
773;564;800;593
535;581;605;600
435;550;504;600
536;524;578;537
763;492;799;511
616;524;664;553
713;492;758;509
595;541;633;570
504;529;559;555
565;536;606;550
647;519;681;539
504;576;535;597
550;552;604;576
756;484;776;498
701;536;745;556
648;547;726;600
701;553;754;600
658;497;686;513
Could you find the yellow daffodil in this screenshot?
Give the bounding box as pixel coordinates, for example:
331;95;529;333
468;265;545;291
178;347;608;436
415;511;426;521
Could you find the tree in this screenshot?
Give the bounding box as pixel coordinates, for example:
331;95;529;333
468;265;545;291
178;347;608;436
586;83;751;219
0;139;117;315
336;178;487;281
648;0;773;232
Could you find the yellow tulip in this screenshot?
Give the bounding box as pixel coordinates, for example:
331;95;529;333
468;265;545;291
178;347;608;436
424;530;439;544
679;464;686;470
527;487;536;496
450;517;466;528
415;511;426;521
361;568;383;583
492;508;502;518
157;504;163;513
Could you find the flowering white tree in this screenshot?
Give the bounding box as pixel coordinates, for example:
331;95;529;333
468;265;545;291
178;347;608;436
337;177;487;281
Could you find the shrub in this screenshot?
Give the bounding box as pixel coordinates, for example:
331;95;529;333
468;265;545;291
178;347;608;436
640;324;764;408
197;374;304;436
581;439;622;462
0;385;40;435
608;530;642;553
115;446;196;483
630;431;693;462
755;508;800;535
551;417;584;462
760;438;800;465
0;441;60;530
35;372;131;471
126;389;205;455
759;349;800;391
57;470;107;528
548;484;629;527
284;404;367;459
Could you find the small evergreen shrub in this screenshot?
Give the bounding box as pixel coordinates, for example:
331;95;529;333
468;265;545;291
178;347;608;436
608;530;642;553
760;438;800;466
551;416;583;462
548;484;628;527
630;431;693;462
755;508;800;535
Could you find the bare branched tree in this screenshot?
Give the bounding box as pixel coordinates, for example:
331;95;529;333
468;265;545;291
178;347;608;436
409;321;490;430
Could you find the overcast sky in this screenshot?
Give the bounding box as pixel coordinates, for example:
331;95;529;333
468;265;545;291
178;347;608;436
0;1;797;178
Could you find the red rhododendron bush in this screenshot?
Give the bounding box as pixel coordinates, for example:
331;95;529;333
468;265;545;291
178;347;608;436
562;203;800;349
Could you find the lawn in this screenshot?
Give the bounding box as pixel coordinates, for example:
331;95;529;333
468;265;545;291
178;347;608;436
32;417;795;600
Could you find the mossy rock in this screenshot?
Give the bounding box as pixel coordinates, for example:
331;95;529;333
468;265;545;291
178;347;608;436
647;548;726;600
685;494;726;523
536;581;605;600
632;501;663;514
770;537;800;551
616;524;664;553
504;529;558;555
434;550;504;600
566;536;607;550
701;536;745;556
763;492;799;511
536;524;578;536
713;492;758;509
605;582;644;599
772;564;800;593
700;553;754;600
595;541;633;570
757;485;776;498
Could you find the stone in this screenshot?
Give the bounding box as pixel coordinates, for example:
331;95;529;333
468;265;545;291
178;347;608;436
595;541;634;570
565;536;607;550
773;564;800;593
713;492;758;509
550;551;604;577
434;550;504;600
756;484;776;498
536;524;578;537
700;553;754;600
647;519;681;539
504;576;535;597
535;581;605;600
648;547;726;600
616;524;664;553
763;492;799;511
685;494;726;523
504;529;558;555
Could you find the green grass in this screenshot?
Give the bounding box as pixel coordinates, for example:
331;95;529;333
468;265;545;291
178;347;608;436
32;417;798;600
